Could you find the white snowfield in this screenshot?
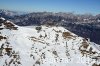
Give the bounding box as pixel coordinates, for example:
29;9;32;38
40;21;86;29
0;17;100;66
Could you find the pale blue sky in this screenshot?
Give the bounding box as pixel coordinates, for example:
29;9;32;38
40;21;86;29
0;0;100;14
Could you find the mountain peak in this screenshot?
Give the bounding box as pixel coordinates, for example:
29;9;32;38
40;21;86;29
0;18;100;66
0;17;5;21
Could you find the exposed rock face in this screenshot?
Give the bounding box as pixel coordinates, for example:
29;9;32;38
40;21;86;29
0;18;100;66
0;17;18;30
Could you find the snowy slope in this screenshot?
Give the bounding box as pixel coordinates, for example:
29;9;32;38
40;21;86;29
0;17;100;66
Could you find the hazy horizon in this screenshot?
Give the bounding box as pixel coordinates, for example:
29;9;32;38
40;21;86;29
0;0;100;15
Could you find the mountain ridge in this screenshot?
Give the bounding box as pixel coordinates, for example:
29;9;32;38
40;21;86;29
0;9;100;44
0;17;100;66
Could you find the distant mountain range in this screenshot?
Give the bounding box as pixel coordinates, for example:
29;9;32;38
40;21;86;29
0;9;27;19
0;9;100;44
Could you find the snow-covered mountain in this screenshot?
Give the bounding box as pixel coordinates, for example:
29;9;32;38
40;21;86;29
0;9;27;20
0;9;100;44
0;17;100;66
0;9;27;16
